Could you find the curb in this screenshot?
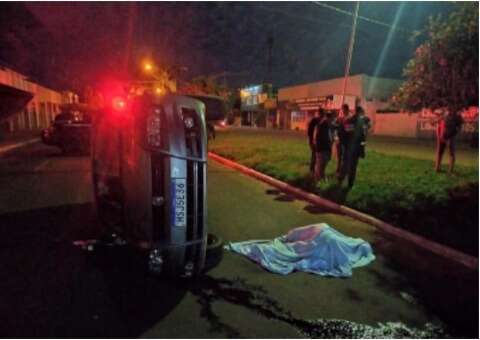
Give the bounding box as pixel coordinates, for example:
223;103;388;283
0;138;40;156
208;151;478;271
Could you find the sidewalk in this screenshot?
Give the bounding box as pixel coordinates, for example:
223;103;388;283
0;130;41;155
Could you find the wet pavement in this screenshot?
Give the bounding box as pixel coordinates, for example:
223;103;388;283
0;142;477;338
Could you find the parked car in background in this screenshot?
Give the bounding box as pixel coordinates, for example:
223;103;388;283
41;106;91;154
185;94;227;140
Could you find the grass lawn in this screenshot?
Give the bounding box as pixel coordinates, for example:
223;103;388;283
209;128;479;256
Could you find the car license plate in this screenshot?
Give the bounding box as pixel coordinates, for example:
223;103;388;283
171;178;187;227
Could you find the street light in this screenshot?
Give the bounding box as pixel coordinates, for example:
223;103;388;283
144;62;153;72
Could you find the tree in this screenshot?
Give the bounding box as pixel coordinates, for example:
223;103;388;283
180;74;240;118
394;3;478;111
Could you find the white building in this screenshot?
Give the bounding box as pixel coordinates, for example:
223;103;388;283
0;65;74;133
276;74;402;131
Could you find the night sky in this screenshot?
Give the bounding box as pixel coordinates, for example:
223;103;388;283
3;2;456;91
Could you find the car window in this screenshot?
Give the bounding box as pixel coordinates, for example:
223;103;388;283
54;113;74;123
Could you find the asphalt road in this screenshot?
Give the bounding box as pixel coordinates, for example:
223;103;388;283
0;142;477;338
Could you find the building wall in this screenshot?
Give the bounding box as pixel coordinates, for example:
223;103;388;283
361;75;402;101
278;74;365;101
373;113;419;138
372;108;478;141
277;74;403;130
0;67;63;132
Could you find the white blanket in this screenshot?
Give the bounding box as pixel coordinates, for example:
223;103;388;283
225;223;375;277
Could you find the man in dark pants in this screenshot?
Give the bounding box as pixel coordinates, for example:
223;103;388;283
334;104;350;177
338;106;367;188
314;111;334;181
307;109;323;174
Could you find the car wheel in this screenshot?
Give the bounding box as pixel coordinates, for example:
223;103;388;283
203;233;224;273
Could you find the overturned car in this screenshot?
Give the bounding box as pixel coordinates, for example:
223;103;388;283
91;91;223;277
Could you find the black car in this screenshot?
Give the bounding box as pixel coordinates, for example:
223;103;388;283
41;111;91;153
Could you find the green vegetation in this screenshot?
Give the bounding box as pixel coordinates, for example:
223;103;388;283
209;129;479;255
395;2;478;110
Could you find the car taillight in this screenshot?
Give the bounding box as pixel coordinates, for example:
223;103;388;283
147;107;162;147
112;97;127;112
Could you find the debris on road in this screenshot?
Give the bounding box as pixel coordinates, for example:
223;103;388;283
225;223;375;277
297;319;447;339
72;239;98;251
72;233;127;251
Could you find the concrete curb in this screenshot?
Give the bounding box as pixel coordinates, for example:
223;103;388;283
0;138;40;156
208;151;479;271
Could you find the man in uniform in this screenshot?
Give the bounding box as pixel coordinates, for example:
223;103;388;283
333;104;350;177
313;111;334;181
338;106;368;188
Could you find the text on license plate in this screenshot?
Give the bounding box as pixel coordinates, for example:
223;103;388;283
171;178;187;227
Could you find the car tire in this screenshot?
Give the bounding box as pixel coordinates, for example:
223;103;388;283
203;233;224;273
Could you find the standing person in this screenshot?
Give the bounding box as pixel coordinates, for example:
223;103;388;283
435;106;463;173
334;104;350;177
338;106;368;188
314;111;334;181
307;109;323;174
207;122;216;140
358;109;371;158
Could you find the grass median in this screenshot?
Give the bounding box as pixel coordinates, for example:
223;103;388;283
209;128;479;256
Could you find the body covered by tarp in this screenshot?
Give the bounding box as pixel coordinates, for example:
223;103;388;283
226;223;375;277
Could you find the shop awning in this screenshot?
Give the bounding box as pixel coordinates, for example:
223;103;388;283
0;84;33;121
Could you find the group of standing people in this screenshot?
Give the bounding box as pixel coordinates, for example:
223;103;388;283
307;103;465;185
307;104;370;188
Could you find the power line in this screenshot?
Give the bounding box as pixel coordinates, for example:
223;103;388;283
312;1;411;34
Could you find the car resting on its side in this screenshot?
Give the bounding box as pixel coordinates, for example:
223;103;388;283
91;92;223;277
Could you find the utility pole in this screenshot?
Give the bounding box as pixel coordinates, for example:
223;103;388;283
341;1;360;107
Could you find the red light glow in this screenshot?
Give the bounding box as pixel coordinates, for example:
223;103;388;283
112;97;127;111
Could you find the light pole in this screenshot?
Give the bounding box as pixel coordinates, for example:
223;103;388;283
341;1;360;107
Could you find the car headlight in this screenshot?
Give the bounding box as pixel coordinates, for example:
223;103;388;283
147;108;162;148
181;108;198;130
184;116;195;129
